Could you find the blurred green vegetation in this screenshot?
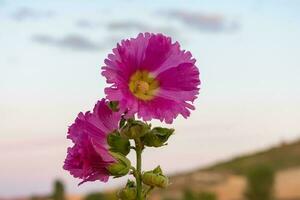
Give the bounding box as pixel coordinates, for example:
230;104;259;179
52;180;66;200
84;192;106;200
84;192;117;200
163;190;217;200
206;140;300;174
183;190;198;200
244;165;275;200
198;192;217;200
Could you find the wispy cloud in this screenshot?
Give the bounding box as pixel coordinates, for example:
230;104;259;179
11;7;54;21
107;21;149;31
164;10;240;32
74;19;179;40
76;19;151;31
32;34;104;51
76;19;102;29
107;21;179;38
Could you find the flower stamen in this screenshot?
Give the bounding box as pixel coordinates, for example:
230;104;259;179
129;70;159;101
136;80;150;94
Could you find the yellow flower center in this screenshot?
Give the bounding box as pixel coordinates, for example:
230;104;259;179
129;70;159;101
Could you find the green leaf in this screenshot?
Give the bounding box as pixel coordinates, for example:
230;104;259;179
143;127;174;147
107;133;130;155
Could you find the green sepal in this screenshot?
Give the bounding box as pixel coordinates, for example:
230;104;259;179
119;117;126;129
143;127;174;147
121;119;150;139
108;101;119;112
107;132;130;156
118;180;136;200
142;166;169;188
107;152;131;178
153;165;163;174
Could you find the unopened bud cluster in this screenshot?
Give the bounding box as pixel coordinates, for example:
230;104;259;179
105;103;174;199
118;180;136;200
143;166;169;188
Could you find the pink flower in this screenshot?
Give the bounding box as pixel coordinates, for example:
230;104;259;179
63;99;120;185
102;33;200;123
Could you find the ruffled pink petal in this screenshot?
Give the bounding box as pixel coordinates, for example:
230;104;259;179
140;34;172;72
156;63;200;93
63;99;120;184
137;97;194;123
101;33;151;84
90;99;121;135
91;138;115;163
102;32;201;123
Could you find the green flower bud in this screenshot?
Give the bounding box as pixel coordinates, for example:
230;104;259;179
142;166;169;188
108;101;119;112
118;180;136;200
121;119;150;139
107;152;131;178
143;127;174;147
107;133;130;155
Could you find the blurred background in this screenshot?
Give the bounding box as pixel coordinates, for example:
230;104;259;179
1;0;300;200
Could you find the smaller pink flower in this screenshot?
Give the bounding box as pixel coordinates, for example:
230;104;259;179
63;99;121;185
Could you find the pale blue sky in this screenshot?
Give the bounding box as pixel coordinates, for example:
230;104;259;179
1;0;300;197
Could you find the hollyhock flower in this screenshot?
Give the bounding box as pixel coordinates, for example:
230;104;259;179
102;32;200;123
63;99;121;184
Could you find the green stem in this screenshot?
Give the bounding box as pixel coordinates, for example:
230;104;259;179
135;139;143;200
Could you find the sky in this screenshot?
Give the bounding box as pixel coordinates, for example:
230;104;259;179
1;0;300;197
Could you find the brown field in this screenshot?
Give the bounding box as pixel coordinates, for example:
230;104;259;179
151;167;300;200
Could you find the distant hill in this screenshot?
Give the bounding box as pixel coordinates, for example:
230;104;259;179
204;139;300;174
152;139;300;200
